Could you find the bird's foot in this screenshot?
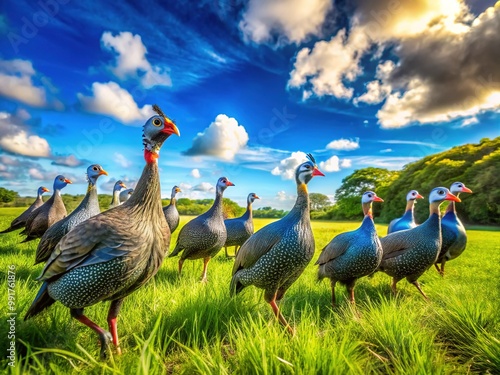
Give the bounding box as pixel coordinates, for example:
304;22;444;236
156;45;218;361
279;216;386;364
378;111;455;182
285;324;296;337
98;331;113;360
200;276;208;284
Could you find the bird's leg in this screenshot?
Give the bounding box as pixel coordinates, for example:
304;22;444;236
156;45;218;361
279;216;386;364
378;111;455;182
70;308;112;359
178;259;184;277
330;279;337;307
434;263;441;274
391;278;399;296
411;280;429;300
439;259;446;277
268;296;294;336
346;280;356;304
200;257;210;283
224;246;229;257
107;299;124;355
235;245;240;257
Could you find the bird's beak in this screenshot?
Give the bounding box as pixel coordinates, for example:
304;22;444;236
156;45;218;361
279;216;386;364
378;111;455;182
445;192;461;202
42;187;50;192
461;187;473;194
120;183;127;188
226;180;235;186
162;119;180;136
176;188;182;193
254;195;261;199
64;178;72;184
312;167;325;177
99;169;109;176
374;196;384;202
416;194;424;199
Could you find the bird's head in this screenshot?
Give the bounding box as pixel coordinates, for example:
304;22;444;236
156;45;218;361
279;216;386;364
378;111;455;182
114;180;127;191
362;191;384;204
450;182;472;195
54;175;72;190
216;177;235;194
406;190;424;201
143;104;180;164
295;153;325;185
172;185;181;197
247;192;260;204
429;187;461;204
38;186;50;195
86;164;108;185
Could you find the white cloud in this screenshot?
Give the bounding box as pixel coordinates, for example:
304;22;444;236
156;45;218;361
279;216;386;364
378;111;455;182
101;31;171;88
239;0;332;45
319;155;340;172
340;158;352;168
193;182;215;192
380;148;393;153
51;154;87;167
0;111;51;157
271;151;307;179
78;81;153;123
276;190;295;201
352;156;420;169
113;152;132;168
179;182;192;191
288;0;500;128
184;114;249;160
378;140;443;149
326;138;360;151
190;168;201;178
460;117;479;127
0;59;47;107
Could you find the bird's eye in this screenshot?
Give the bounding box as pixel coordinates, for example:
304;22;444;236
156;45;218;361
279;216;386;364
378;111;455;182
153;118;162;127
438;190;444;194
368;194;372;198
93;166;98;171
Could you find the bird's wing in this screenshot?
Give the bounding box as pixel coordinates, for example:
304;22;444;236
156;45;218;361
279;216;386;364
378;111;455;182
39;210;134;281
315;232;353;265
232;219;285;274
380;230;413;260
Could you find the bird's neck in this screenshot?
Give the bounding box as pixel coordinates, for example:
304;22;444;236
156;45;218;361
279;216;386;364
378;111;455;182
36;192;43;201
362;202;373;218
445;193;459;214
291;183;310;218
429;202;443;217
79;183;99;210
126;162;162;218
207;190;224;217
170;193;176;206
242;203;253;220
405;199;415;213
111;189;121;206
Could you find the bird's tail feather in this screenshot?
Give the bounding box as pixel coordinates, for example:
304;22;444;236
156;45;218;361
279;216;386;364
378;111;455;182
168;243;182;257
24;282;55;320
0;227;14;234
229;274;245;296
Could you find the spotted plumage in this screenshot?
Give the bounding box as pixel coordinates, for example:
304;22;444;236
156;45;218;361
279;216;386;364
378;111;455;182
34;165;108;264
169;177;234;282
25;105;180;359
109;180;127;209
434;182;473;275
231;155;324;334
378;187;461;299
224;193;259;257
0;186;49;234
317;191;383;306
163;185;181;234
21;176;72;242
387;190;424;234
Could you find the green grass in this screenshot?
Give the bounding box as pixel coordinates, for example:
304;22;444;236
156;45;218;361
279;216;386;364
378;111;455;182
1;207;499;374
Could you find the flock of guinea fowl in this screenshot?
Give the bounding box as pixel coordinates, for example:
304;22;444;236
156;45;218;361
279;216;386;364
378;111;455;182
1;105;473;359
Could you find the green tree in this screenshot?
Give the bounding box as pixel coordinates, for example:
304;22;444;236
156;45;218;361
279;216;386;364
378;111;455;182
0;187;19;203
309;193;332;211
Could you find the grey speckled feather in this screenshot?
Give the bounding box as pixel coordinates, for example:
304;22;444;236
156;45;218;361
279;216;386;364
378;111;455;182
163;186;181;234
224;194;257;248
0;187;47;234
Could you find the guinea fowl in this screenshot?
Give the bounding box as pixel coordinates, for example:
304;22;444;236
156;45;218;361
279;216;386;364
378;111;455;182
230;155;324;334
109;180;126;209
163;185;181;233
34;164;108;265
21;176;72;242
378;187;461;299
223;192;260;257
169;177;234;282
25;104;180;359
387;190;424;234
0;186;49;234
119;188;134;203
434;182;473;276
317;191;383;306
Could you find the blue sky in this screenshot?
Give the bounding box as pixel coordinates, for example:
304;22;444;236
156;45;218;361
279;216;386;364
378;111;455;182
0;0;499;209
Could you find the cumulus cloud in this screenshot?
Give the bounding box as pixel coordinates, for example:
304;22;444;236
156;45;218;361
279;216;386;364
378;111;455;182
179;182;193;191
271;151;307;179
113;152;132;168
326;138;360;151
289;0;500;128
51;154;88;168
101;31;171;88
239;0;332;45
184;114;249;160
460;117;479;127
77;81;153;123
276;190;294;201
193;182;215;192
0;111;51;157
191;168;201;178
319;155;340;172
340;158;352;168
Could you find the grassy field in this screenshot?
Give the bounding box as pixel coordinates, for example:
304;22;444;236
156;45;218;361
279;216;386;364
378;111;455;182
1;207;500;374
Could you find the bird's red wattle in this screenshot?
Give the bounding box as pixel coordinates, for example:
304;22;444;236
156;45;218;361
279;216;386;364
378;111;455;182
144;149;158;164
